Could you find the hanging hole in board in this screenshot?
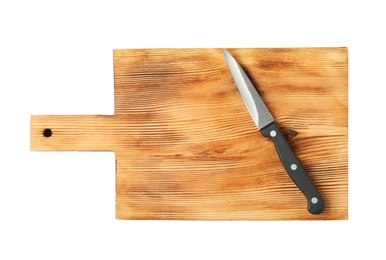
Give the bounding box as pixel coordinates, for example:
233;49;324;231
43;128;52;138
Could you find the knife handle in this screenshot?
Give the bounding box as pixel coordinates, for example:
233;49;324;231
261;122;325;214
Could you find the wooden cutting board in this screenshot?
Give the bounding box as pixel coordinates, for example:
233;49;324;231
30;48;348;220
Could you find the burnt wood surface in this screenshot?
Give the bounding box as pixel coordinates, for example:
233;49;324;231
30;48;348;220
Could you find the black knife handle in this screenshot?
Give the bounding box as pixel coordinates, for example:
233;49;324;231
261;122;325;214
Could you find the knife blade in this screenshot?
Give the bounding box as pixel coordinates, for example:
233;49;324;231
223;49;325;214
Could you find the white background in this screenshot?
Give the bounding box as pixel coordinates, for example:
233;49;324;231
1;0;384;259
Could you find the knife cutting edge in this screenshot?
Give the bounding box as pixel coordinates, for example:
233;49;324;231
223;49;325;214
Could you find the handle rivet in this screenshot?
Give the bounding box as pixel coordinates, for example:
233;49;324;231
291;164;297;170
311;197;318;204
270;130;277;137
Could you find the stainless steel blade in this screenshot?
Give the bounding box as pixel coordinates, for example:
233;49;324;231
223;49;274;130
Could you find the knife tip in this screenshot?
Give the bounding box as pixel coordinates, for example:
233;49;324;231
222;49;231;59
222;49;234;63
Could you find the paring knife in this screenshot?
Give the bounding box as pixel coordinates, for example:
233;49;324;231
223;50;325;214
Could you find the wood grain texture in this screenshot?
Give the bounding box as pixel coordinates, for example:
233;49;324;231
30;48;348;220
